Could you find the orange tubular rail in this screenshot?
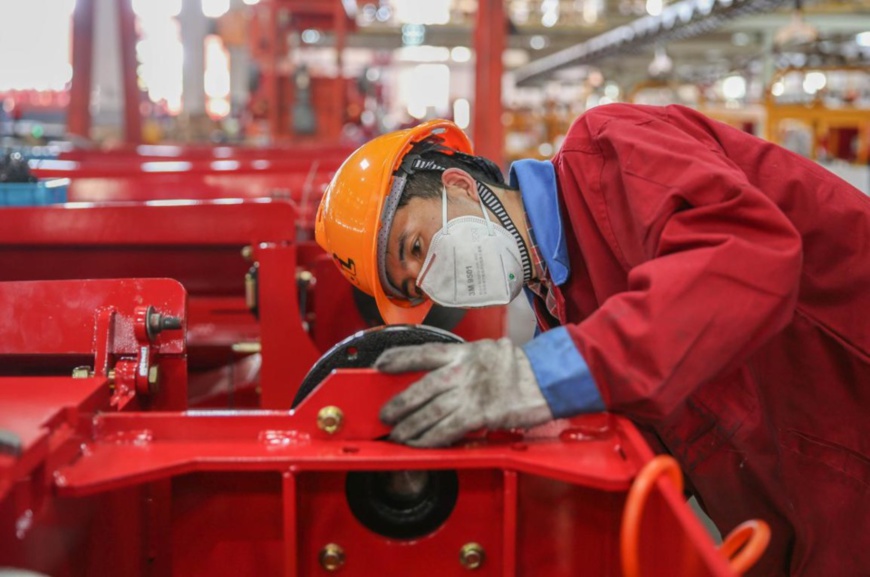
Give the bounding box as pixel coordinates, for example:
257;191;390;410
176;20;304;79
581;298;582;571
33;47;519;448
621;455;771;577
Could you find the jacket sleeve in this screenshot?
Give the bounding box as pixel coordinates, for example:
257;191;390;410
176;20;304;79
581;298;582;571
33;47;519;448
563;105;803;422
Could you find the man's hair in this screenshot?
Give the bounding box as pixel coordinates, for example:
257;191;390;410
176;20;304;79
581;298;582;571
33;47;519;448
397;142;508;209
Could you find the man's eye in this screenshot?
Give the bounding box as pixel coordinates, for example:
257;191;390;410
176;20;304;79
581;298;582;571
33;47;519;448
412;239;421;257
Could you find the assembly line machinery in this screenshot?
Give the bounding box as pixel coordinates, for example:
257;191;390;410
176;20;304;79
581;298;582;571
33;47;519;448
0;276;765;576
0;146;768;576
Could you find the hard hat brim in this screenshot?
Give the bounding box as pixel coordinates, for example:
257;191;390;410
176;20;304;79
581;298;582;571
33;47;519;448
375;289;433;324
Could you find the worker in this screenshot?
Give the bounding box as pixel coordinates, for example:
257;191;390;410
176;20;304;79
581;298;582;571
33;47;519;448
314;103;870;576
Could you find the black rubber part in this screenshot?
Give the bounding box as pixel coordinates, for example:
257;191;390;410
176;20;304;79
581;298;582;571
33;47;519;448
345;469;459;540
291;324;462;408
352;287;466;332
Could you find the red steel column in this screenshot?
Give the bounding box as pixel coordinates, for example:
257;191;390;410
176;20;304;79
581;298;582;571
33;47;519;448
267;0;281;141
333;1;347;141
117;0;142;143
68;0;95;139
473;0;505;168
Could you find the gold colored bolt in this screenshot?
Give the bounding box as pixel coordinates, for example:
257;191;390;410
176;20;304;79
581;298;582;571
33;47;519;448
319;543;345;571
148;365;159;386
317;406;344;435
71;366;92;379
241;245;254;262
459;542;485;570
297;270;313;283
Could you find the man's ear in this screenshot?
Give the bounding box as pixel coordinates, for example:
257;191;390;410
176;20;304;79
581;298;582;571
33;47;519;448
441;168;477;201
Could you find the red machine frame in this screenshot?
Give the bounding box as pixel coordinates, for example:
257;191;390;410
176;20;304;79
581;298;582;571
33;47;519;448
30;144;352;206
0;280;742;577
0;199;506;409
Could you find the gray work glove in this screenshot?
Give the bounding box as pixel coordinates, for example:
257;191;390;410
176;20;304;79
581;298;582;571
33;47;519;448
376;338;554;447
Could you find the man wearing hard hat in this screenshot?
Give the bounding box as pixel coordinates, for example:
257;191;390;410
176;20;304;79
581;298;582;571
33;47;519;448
315;103;870;576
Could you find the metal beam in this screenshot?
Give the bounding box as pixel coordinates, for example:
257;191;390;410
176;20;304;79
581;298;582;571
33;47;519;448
473;0;505;167
721;12;870;31
68;0;95;140
514;0;792;86
117;0;142;143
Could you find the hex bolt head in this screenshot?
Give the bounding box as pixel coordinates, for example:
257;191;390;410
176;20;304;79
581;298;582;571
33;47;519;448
317;406;344;435
319;543;345;571
460;542;485;570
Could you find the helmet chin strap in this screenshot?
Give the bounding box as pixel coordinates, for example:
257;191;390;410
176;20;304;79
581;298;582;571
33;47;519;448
475;181;532;283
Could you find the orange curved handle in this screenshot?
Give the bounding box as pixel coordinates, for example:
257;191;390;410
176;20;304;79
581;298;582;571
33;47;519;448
621;455;684;577
620;455;770;577
719;519;771;574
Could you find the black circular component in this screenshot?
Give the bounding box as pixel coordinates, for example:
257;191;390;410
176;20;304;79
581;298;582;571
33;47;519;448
291;324;463;407
352;287;466;332
345;469;459;540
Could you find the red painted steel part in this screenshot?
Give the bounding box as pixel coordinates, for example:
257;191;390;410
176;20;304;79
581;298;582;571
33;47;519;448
0;274;735;577
0;200;507;409
0;251;742;576
0;364;738;577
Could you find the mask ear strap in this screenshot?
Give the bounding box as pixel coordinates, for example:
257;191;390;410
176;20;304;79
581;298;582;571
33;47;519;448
476;182;532;282
472;187;497;235
441;185;450;232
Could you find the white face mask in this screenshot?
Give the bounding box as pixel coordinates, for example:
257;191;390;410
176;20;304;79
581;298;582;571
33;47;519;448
416;186;525;308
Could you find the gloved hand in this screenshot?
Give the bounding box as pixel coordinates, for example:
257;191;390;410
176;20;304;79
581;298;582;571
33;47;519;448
376;338;554;447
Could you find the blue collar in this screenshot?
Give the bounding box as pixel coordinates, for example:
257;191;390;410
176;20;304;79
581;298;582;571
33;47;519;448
509;159;570;285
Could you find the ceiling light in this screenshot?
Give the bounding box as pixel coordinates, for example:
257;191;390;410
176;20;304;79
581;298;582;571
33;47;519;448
301;29;321;44
361;4;377;24
201;0;229;18
529;35;548;50
376;6;392;21
722;75;746;100
451;46;472;62
583;0;602;23
402;24;426;46
512;1;531;24
856;32;870;47
395;0;449;25
648;45;673;76
541;0;559;27
803;71;826;94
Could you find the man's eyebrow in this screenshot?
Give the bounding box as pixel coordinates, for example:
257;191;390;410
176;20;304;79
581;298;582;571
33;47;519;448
397;231;408;263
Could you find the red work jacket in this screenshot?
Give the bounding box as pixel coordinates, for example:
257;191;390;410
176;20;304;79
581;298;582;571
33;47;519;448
537;103;870;576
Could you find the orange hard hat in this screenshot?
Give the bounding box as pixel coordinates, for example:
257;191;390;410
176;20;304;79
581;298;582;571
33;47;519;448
315;119;473;325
